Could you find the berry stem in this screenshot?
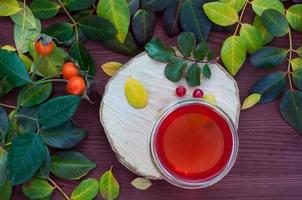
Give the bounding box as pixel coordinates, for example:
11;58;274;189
287;28;294;90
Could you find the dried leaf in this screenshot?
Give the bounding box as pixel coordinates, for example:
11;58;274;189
131;178;152;190
124;76;148;109
241;93;261;110
101;62;123;77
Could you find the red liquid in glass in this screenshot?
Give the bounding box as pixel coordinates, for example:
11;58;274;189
155;103;233;181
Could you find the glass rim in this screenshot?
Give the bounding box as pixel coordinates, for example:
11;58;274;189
150;98;239;189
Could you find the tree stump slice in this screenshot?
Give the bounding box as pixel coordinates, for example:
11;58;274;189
100;52;240;179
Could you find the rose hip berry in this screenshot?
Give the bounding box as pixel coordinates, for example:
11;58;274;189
176;86;186;97
193;89;204;98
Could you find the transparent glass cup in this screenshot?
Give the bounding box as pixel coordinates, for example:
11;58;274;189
150;98;239;189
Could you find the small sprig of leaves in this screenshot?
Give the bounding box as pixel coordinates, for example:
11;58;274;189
203;0;302;135
145;32;215;86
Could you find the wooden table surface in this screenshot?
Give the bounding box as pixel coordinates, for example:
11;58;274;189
1;5;302;200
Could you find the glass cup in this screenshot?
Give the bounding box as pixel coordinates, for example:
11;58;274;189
150;98;239;189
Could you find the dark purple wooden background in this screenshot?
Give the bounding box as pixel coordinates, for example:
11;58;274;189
1;6;302;200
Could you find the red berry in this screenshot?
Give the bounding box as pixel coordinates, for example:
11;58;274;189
193;89;204;98
176;86;186;97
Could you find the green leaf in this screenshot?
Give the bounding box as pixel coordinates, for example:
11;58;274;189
51;151;96;180
241;93;261;110
293;69;302;91
71;178;99;200
131;177;152;190
291;58;302;71
100;32;138;56
141;0;168;12
10;2;37;29
203;2;238;26
73;10;92;21
7;133;46;185
41;120;87;149
286;4;302;32
180;0;212;41
296;47;302;58
70;42;96;78
78;16;117;42
30;0;59;19
0;0;21;16
34;46;68;77
62;0;94;11
38;95;81;128
132;9;156;46
100;168;120;200
177;32;196;58
16;107;39;134
128;0;140;16
193;41;208;61
221;35;246;76
219;0;246;12
14;18;41;54
280;90;302;134
162;0;183;36
0;79;14;97
18;83;52;107
261;9;289;37
145;38;175;62
186;63;201;86
22;177;54;199
250;47;288;68
251;0;284;16
0;182;12;200
164;59;187;82
253;15;273;46
251;71;286;103
0;49;32;87
0;107;9;145
43;23;74;43
202;64;211;79
0;148;8;187
97;0;130;43
36;147;51;179
19;53;33;71
239;24;263;54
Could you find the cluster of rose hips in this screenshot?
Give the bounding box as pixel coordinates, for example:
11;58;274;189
35;35;86;96
176;86;204;98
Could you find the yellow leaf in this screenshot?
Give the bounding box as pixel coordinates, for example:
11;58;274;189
101;62;123;77
124;76;148;109
241;93;261;110
1;45;16;51
19;53;32;71
203;95;217;105
291;58;302;71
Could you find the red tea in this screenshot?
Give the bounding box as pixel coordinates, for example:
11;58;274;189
154;103;233;181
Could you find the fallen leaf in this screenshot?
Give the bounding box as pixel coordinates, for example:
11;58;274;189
124;76;148;109
131;177;152;190
101;62;123;77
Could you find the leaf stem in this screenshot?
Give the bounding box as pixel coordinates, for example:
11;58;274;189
0;103;16;109
175;55;216;64
48;178;70;200
234;0;249;36
57;0;79;42
287;28;294;90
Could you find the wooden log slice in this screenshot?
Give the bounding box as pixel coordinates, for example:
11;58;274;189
100;52;240;179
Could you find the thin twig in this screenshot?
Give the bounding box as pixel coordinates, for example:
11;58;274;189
287;28;294;90
175;55;216;64
57;0;79;42
0;103;16;109
234;0;249;36
48;178;70;200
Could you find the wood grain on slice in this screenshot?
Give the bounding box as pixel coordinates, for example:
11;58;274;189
100;52;240;179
